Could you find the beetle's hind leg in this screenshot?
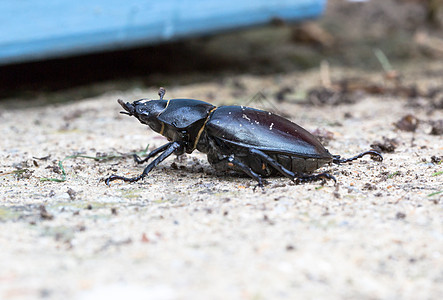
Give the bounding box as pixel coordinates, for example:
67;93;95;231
105;141;182;185
249;149;336;185
333;150;383;164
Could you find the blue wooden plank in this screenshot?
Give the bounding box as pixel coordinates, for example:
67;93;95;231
0;0;326;65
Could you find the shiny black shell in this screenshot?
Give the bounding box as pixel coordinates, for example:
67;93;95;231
157;99;215;129
206;106;332;160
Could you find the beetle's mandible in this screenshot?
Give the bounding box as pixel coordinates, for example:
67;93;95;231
105;88;383;187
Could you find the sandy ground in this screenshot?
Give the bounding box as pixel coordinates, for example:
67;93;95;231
0;65;442;300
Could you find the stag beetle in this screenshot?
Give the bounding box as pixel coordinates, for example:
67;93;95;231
105;88;382;187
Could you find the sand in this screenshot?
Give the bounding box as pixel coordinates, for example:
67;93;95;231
0;65;442;300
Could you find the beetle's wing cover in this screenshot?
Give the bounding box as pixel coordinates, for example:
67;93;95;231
206;106;331;159
158;99;215;129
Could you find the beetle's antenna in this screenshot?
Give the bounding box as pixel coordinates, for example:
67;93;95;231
157;87;171;117
332;150;383;164
158;87;166;100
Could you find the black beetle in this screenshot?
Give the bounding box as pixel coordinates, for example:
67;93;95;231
105;88;382;187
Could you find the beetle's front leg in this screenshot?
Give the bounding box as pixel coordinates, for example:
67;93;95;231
133;142;175;164
105;141;183;185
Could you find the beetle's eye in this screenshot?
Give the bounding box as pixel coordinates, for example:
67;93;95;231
135;105;148;115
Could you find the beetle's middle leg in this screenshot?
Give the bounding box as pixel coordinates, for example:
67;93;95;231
294;173;336;184
249;149;297;181
105;141;182;185
212;155;265;188
249;148;336;184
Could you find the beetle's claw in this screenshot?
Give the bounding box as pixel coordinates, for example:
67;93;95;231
133;154;143;164
253;182;265;192
252;178;268;191
369;151;384;162
104;176;113;186
252;184;262;192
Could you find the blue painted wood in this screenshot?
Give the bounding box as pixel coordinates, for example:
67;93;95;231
0;0;326;65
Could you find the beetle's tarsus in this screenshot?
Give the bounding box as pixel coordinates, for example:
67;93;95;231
333;150;383;164
105;174;144;185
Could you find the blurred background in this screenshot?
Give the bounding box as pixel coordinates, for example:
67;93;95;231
0;0;442;100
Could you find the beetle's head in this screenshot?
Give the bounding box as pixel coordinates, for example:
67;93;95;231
118;98;167;132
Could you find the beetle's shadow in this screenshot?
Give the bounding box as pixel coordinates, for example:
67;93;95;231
161;157;257;184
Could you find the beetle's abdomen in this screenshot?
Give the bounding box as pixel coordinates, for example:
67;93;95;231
272;153;332;174
239;151;331;177
207;148;332;177
206;106;332;160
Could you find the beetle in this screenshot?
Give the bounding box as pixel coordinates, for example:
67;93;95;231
105;88;382;187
